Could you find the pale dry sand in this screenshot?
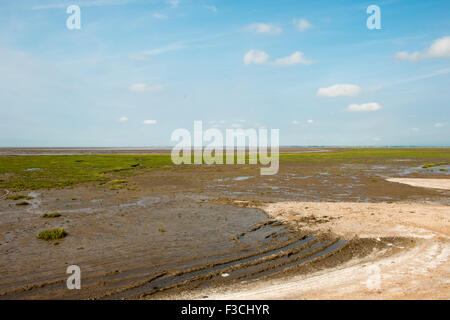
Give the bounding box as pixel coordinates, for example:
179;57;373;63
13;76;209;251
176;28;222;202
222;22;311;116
181;200;450;300
386;178;450;190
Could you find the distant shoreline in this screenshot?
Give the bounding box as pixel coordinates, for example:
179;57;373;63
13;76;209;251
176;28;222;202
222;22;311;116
0;146;449;156
0;147;328;155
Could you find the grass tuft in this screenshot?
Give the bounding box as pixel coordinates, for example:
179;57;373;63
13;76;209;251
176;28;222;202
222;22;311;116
42;212;62;218
108;179;128;190
107;179;127;184
422;162;448;169
7;194;33;200
16;201;30;206
37;228;67;241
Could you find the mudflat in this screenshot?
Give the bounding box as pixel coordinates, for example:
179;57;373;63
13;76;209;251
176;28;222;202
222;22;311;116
0;148;449;299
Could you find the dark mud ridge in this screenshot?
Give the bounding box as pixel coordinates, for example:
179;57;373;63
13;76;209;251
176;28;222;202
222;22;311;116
142;236;410;300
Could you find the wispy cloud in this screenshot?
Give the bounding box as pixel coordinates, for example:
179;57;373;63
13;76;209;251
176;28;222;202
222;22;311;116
293;18;312;32
129;83;163;92
396;36;450;61
128;53;151;61
153;12;168;19
118;116;128;122
145;42;187;56
243;50;270;65
291;120;314;125
396;67;450;83
317;84;362;97
128;33;233;61
129;41;187;61
347;102;382;112
166;0;180;8
274;51;311;66
372;67;450;90
245;23;282;34
205;5;218;12
244;50;312;66
142;119;157;125
32;0;134;10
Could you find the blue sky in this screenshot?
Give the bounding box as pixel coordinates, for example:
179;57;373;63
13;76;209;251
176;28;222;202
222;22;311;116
0;0;449;147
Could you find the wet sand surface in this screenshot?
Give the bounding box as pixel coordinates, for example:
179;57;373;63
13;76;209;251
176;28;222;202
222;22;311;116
386;178;450;190
0;151;449;299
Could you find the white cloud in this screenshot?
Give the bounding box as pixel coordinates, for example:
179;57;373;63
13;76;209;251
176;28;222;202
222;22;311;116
153;13;168;19
274;51;311;66
412;127;420;132
396;36;450;61
307;119;314;124
427;36;450;58
293;18;312;32
435;122;444;128
317;84;362;97
291;120;300;125
118;116;128;122
243;50;269;65
246;23;282;34
347;102;382;112
142;120;157;125
373;137;382;142
205;5;218;12
129;83;163;92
